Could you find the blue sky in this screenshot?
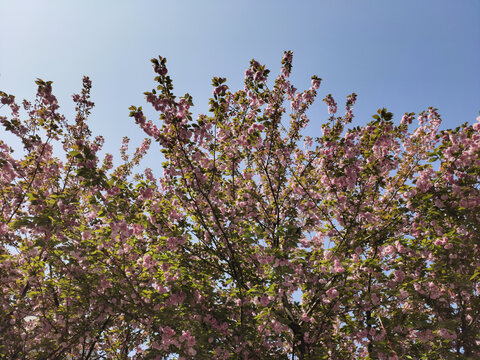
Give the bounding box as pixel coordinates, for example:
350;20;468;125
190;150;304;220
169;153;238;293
1;0;479;169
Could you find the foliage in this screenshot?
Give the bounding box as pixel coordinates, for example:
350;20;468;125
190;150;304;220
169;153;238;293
1;52;479;359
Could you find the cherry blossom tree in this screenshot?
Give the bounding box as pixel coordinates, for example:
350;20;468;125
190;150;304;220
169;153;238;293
1;52;479;359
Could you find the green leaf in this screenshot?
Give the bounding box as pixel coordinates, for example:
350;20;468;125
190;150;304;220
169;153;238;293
68;150;83;159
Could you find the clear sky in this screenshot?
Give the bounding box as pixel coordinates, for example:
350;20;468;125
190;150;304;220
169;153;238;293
1;0;479;169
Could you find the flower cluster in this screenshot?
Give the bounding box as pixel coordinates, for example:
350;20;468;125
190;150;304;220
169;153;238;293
0;53;479;359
